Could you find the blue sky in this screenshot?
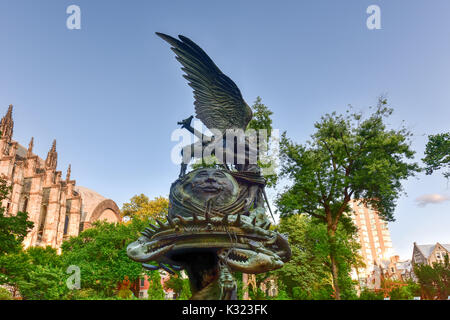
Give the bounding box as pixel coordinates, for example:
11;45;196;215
0;0;449;259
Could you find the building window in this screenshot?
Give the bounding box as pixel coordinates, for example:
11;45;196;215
140;278;145;287
63;214;70;235
22;197;28;212
37;205;48;241
64;200;71;235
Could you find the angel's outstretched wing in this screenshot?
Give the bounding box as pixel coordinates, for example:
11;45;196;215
156;32;252;132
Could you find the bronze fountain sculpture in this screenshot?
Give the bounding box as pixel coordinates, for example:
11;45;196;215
127;33;291;300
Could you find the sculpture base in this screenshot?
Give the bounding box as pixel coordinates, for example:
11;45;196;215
171;249;237;300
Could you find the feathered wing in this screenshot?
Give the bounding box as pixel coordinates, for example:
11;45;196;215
156;32;252;132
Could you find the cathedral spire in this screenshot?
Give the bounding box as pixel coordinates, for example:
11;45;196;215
45;139;57;170
66;164;71;181
0;105;14;142
27;137;34;157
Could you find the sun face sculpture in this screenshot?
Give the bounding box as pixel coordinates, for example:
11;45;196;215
180;168;239;209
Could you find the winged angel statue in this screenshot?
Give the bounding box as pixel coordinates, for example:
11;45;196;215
155;32;257;177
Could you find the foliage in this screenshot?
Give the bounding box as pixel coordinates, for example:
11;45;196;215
67;288;104;300
388;281;420;300
413;254;450;300
117;275;134;299
61;219;149;297
235;272;244;300
358;288;384;300
66;287;137;300
121;194;169;221
178;277;191;300
147;270;165;300
261;280;292;300
358;281;420;300
269;214;360;300
164;273;191;300
246;96;277;187
276;98;419;298
0;246;69;300
0;250;30;289
26;246;63;268
247;96;273;139
268;215;329;298
422;132;450;179
0;177;34;256
17;264;68;300
248;285;267;300
0;287;13;300
273;288;291;300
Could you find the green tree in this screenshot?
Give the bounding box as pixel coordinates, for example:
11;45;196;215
0;246;68;300
17;264;68;300
248;285;267;300
269;215;329;299
0;287;12;300
61;218;148;297
414;254;450;300
121;194;169;221
358;288;384;300
388;281;420;300
422;132;450;179
147;270;165;300
178;277;192;300
247;96;277;187
164;273;191;300
277;99;419;299
0;250;30;297
270;214;361;300
235;272;245;300
247;96;273;138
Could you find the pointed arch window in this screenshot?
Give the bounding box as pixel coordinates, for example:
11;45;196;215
22;197;28;212
37;205;48;242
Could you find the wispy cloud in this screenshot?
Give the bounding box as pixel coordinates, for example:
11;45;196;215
415;194;450;207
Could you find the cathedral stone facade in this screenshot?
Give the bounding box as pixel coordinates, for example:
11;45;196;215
0;105;121;249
